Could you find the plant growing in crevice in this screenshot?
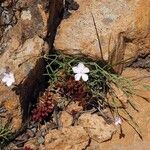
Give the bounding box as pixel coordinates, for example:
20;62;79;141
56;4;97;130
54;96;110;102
43;11;146;139
31;90;56;122
56;76;91;108
0;123;12;145
44;49;143;138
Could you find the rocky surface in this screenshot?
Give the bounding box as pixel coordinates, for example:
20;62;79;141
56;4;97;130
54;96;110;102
98;68;150;150
0;0;63;132
78;113;116;143
44;113;115;150
9;68;149;150
18;113;116;150
60;111;73;127
44;126;90;150
130;54;150;71
54;0;150;73
0;0;150;149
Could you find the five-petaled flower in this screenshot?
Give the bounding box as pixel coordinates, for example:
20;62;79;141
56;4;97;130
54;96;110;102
72;62;90;81
114;116;122;125
1;72;15;87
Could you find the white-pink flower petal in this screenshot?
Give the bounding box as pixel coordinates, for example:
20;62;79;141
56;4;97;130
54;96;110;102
6;80;13;87
72;66;79;74
77;63;85;72
75;73;82;81
1;75;8;83
1;72;15;87
72;62;90;82
82;74;88;81
114;117;122;125
82;67;89;73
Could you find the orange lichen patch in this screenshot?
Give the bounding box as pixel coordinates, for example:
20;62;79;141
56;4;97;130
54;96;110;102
4;98;19;111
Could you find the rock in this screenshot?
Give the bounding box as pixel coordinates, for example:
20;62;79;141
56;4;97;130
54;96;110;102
37;136;45;144
24;138;39;150
0;35;45;131
0;0;63;133
26;129;35;138
54;0;150;73
86;139;101;150
3;96;18;110
36;124;48;137
78;113;116;143
0;86;22;131
66;101;83;114
5;143;18;150
60;111;73;127
45;126;89;150
100;68;150;149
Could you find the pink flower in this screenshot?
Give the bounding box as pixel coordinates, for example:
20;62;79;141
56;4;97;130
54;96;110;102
115;116;122;125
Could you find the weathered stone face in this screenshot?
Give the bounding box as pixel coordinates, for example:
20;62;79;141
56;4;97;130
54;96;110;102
78;113;116;143
44;126;90;150
0;0;63;131
54;0;150;70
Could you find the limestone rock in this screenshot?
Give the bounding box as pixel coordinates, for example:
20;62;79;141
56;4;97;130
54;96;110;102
86;139;101;150
0;35;45;131
0;85;22;131
54;0;150;71
101;68;150;150
60;111;73;127
0;0;63;132
78;113;116;143
24;139;39;150
45;126;89;150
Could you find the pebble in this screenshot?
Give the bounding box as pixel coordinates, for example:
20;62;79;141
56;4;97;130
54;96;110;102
37;136;45;144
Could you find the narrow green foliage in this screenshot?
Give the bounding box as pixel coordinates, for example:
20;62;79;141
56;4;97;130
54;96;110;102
0;123;12;144
44;50;142;138
45;50;133;101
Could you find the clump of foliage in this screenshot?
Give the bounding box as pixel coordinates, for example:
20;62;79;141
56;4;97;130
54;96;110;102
56;76;91;108
31;90;56;122
0;123;12;145
44;50;142;138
